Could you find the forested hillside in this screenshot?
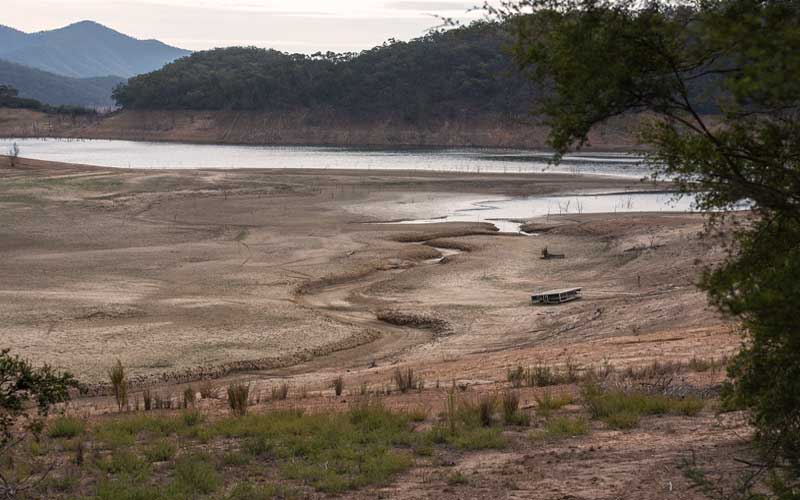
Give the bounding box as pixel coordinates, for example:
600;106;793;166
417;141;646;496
113;23;536;123
0;59;123;108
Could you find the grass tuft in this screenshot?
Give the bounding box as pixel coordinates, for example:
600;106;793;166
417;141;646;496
228;383;250;417
47;416;85;439
531;416;590;440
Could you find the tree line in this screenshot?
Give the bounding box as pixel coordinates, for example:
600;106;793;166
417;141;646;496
112;23;538;123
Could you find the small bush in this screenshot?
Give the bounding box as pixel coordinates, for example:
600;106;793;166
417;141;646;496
450;426;507;450
221;451;251;467
501;391;529;426
47;416;85;439
539;416;590;439
174;455;221;495
477;393;496;427
271;383;289;401
603;410;640;429
95;450;149;474
394;368;417;393
182;409;204;427
534;391;574;417
582;383;705;426
143;439;176;462
228;383;250;417
332;376;344;396
108;359;128;412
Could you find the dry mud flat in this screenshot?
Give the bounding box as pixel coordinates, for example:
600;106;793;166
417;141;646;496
0;156;746;498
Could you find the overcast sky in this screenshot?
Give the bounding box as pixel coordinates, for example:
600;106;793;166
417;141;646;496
3;0;488;53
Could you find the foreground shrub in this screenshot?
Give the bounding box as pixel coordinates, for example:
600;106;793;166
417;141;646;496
271;383;289;401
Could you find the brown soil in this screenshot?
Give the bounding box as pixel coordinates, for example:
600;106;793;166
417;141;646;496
0;107;644;149
0;153;747;498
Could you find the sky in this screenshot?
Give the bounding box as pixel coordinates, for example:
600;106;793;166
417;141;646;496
2;0;488;53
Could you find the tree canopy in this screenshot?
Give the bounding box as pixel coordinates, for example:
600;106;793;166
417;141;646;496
112;23;537;123
498;0;800;494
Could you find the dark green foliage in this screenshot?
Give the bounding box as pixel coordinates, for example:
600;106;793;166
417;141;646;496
501;0;800;492
113;23;535;124
0;349;80;443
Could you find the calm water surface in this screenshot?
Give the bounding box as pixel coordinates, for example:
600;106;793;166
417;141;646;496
0;138;651;178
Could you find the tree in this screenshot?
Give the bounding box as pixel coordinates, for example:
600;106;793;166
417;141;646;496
0;85;18;99
493;0;800;494
0;350;80;497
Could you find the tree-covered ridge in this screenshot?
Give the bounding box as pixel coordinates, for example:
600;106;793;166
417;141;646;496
113;23;536;122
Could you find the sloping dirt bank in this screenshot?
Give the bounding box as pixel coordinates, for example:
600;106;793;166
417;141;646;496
0;108;643;149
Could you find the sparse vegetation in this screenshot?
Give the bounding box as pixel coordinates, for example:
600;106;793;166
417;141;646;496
227;383;250;417
199;380;216;399
531;416;590;440
332;376;345;397
143;439;177;462
582;383;704;429
46;416;85;439
182;386;196;408
142;389;152;411
394;367;418;393
501;390;530;426
108;359;128;412
534;391;574;417
271;382;290;401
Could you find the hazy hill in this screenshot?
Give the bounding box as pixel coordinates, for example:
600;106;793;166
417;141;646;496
114;23;536;124
0;59;124;108
0;21;190;78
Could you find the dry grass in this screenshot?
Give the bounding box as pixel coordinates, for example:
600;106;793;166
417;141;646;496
271;382;290;401
227;383;250;417
394;368;418;393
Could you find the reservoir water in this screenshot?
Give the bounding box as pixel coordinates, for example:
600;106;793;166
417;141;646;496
366;192;699;233
0;138;650;178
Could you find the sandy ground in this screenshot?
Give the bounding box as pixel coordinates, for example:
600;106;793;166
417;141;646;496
0;154;747;499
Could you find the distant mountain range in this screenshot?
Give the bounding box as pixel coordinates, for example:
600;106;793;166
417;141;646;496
0;21;190;108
